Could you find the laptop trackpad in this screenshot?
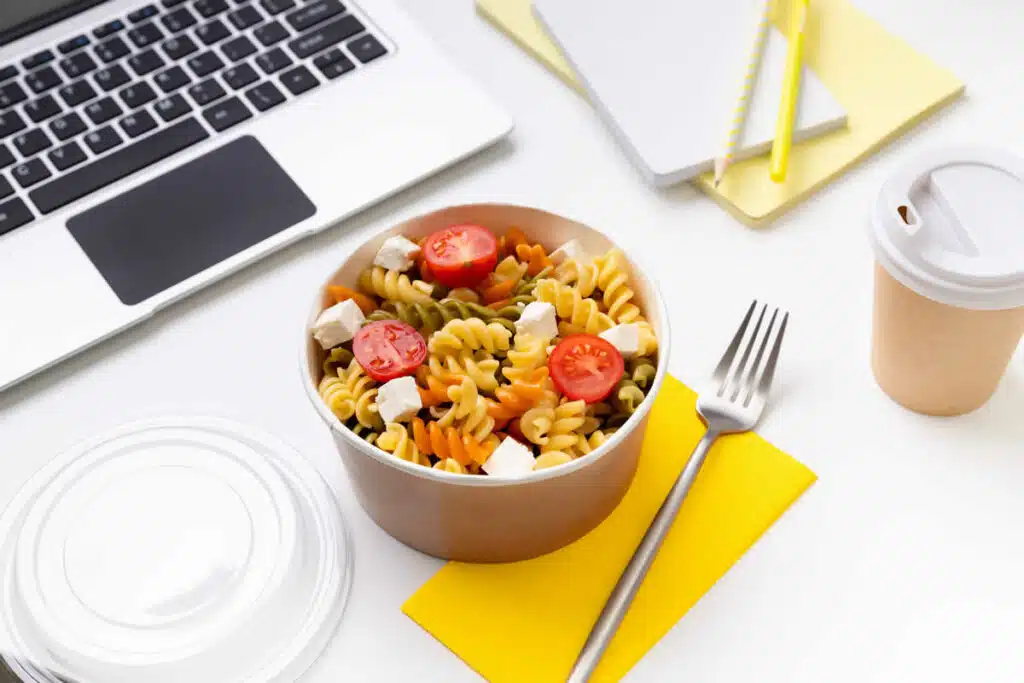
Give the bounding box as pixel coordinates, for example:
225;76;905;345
67;136;317;306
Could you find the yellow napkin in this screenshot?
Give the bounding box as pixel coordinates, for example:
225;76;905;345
476;0;964;227
403;375;817;682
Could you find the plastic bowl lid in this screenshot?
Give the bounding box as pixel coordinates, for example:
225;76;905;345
0;417;352;683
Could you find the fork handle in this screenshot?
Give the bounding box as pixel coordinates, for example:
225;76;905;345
566;429;721;683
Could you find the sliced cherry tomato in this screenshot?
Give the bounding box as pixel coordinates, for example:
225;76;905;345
548;334;625;404
422;224;499;289
353;320;427;382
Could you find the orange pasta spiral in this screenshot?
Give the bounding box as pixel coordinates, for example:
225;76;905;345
411;418;497;467
514;243;553;276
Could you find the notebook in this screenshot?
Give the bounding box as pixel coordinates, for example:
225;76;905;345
531;0;848;187
477;0;965;226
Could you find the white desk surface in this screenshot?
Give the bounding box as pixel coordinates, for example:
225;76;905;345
2;1;1023;681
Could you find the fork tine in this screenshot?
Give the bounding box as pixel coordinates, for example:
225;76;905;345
728;305;767;401
750;311;789;405
735;307;778;403
712;301;757;387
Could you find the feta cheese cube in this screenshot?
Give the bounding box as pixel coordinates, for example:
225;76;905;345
376;376;423;424
600;323;641;358
515;301;558;340
312;299;365;350
373;235;421;272
550;239;588;265
482;437;537;477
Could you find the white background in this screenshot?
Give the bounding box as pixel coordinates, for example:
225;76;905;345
3;0;1024;681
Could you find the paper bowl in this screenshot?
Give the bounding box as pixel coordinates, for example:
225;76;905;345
300;204;670;562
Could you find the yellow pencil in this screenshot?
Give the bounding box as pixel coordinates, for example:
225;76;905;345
769;0;810;183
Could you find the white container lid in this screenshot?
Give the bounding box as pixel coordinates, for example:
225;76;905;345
869;146;1024;310
0;417;352;683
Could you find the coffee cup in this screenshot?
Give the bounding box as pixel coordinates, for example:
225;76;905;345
869;147;1024;416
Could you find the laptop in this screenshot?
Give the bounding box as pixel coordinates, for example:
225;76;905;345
0;0;512;393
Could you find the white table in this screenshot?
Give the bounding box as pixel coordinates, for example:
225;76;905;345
3;1;1024;681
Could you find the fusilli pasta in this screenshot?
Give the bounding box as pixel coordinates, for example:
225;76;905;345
593;249;641;323
439;376;496;442
428;318;513;356
359;266;434;304
534;279;615;335
377;423;430;467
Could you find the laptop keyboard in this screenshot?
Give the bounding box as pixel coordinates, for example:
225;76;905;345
0;0;390;237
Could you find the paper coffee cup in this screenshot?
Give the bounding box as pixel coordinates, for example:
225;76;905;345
869;147;1024;416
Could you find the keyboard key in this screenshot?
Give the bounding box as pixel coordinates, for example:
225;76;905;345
128;4;161;23
0;175;12;199
287;0;343;32
0;198;34;236
155;66;191;92
94;64;131;91
197;19;232;45
120;110;158;138
261;0;295;14
94;19;126;39
348;34;387;64
0;65;17;83
0;144;14;169
255;47;291;74
120;81;157;108
60;51;98;79
162;0;190;6
203;96;251;131
128;49;166;76
25;95;62;123
313;47;344;69
280;64;318;95
13;129;52;157
320;57;353;79
50;112;87;141
49;141;88;171
188;51;225;77
96;36;131;63
85;126;123;154
189;78;227;106
222;35;257;62
162;35;199;60
254;21;289;46
162;6;197;32
222;62;258;89
85;97;124;125
194;0;230;18
288;14;362;59
12;159;51;188
30;117;209;214
0;111;27;139
0;82;27;108
245;80;284;111
26;67;62;94
155;93;192;121
22;50;55;70
129;21;165;48
229;5;263;30
59;79;98;107
58;35;92;55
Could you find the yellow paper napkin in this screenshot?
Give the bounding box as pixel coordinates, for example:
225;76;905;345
475;0;964;226
403;375;817;682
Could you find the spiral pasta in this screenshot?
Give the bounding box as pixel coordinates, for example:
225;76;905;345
359;266;434;304
636;320;658;355
502;333;548;383
337;359;382;429
514;243;553;276
534;451;574;470
439;376;495;442
534;279;614;335
628;356;657;389
544;399;587;454
593;249;641;323
555;258;598;297
377;423;430;467
433;458;468;474
322;346;354;377
428;318;513;356
613;378;646;415
366;298;516;335
480;256;529;303
575;429;616;456
318;372;355;421
411;418;497;467
487;370;550;424
425;350;501;393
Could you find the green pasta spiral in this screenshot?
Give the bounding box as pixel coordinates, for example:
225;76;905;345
612;376;646;415
366;299;518;335
627;356;656;389
515;267;552;296
322;346;354;376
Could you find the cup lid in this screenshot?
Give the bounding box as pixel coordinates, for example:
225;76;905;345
870;146;1024;309
0;417;352;683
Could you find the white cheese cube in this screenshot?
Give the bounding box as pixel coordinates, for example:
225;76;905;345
376;376;423;424
312;299;365;350
600;323;641;358
482;437;537;477
515;301;558;340
550;239;588;265
373;235;421;272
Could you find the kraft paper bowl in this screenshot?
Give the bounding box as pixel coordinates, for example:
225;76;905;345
301;204;670;562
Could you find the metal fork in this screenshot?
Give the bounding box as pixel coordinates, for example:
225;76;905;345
566;301;790;683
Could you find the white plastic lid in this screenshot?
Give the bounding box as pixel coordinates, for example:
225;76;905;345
0;417;352;683
870;146;1024;310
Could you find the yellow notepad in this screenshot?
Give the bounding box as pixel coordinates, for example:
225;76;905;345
476;0;964;227
404;376;817;682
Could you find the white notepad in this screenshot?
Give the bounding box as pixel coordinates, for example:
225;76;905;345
532;0;848;187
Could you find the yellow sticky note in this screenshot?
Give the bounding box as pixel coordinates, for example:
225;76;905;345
403;375;816;682
476;0;964;227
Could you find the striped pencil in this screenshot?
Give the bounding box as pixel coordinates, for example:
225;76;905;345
713;0;772;187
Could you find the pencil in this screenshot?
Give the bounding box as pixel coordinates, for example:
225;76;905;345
770;0;810;183
713;0;772;187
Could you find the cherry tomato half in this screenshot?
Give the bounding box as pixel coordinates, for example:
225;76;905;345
548;334;625;404
422;224;499;289
353;320;428;382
